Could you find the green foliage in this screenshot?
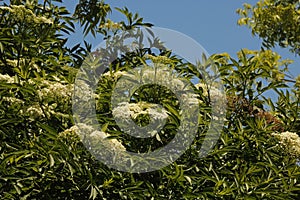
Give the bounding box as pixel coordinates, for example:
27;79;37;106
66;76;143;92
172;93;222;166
74;0;111;36
237;0;300;55
1;0;300;199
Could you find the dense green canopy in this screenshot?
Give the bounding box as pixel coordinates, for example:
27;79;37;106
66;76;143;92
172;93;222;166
0;0;300;199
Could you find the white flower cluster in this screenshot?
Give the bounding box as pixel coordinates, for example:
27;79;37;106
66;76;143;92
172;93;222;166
148;106;169;120
73;80;95;103
2;97;24;105
5;59;19;68
195;83;223;100
272;131;300;157
38;80;73;101
101;70;127;80
99;20;123;30
25;103;45;120
140;68;186;90
0;73;73;102
112;102;169;122
1;5;53;24
0;73;15;83
146;55;174;64
195;83;208;96
22;79;73;120
209;87;224;102
194;82;226;121
0;72;74;120
59;125;79;137
5;58;41;72
64;124;126;152
181;93;202;106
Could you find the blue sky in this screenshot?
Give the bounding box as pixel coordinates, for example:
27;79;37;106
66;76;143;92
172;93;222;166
2;0;299;77
62;0;299;78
